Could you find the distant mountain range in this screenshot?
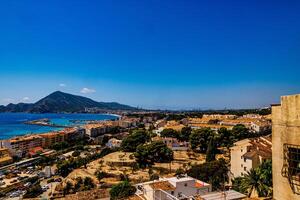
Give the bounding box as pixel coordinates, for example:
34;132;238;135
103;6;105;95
0;91;136;113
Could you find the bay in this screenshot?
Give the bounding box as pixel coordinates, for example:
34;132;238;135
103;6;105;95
0;113;118;140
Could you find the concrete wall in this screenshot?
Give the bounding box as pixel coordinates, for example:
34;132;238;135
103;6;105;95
272;94;300;200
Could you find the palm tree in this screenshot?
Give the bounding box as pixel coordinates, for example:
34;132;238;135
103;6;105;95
240;168;269;197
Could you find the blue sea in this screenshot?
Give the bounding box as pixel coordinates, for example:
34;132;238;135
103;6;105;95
0;113;119;140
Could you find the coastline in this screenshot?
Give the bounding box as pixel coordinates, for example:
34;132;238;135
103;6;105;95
0;113;119;140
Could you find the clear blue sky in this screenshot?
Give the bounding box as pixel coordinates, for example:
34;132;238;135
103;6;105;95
0;0;299;109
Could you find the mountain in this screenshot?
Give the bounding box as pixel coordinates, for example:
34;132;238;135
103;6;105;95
0;91;136;113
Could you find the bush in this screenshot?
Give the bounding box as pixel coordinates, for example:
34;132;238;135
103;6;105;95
150;173;159;181
72;150;81;157
110;181;137;200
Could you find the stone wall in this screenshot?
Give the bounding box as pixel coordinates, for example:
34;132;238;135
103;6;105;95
272;94;300;200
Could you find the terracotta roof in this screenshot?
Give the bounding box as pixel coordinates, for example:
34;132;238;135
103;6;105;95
149;181;176;191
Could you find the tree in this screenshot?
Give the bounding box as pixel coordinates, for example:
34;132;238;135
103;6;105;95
218;127;233;147
175;168;185;176
134;141;174;167
109;181;137;200
187;159;228;190
232;124;249;140
74;177;83;191
121;130;150;152
24;184;43;198
83;177;95;190
238;160;272;197
160;128;179;138
150;173;159;181
206;138;217;162
179;126;192;141
72;150;81;157
95;170;109;181
63;181;74;195
189;128;213;152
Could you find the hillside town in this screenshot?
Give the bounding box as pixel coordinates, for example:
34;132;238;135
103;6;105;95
0;94;299;199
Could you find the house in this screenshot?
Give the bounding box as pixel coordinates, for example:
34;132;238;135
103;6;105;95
230;135;272;178
135;175;211;200
272;94;300;199
249;120;271;133
153;137;189;151
106;138;122;148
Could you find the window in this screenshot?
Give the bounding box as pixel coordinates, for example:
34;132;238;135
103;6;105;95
244;167;247;171
184;183;188;187
244;158;247;162
282;144;300;194
171;191;174;195
241;164;243;167
241;149;243;152
178;192;182;197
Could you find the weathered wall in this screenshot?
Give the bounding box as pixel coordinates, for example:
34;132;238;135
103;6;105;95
272;94;300;200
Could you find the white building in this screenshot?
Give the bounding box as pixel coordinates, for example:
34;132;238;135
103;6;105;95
106;138;122;148
230;135;272;178
135;175;211;200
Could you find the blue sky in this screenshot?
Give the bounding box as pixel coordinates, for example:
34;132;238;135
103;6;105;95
0;0;299;109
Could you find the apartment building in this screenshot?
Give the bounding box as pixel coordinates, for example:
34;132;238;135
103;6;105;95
0;148;13;166
40;128;85;148
272;94;300;200
135;175;211;200
85;124;113;137
230;135;272;178
2;135;43;157
202;114;237;119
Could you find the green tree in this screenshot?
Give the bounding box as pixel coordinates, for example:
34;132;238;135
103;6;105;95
189;128;213;152
150;173;159;181
109;181;137;200
95;170;109;181
206;137;217;162
179;126;192;141
74;177;83;192
187;159;228;190
175;168;185;176
238;160;272;197
72;150;81;157
232;124;249;140
218;127;233;147
135;141;173;167
121;130;150;152
63;181;73;195
83;177;95;190
160;128;179;138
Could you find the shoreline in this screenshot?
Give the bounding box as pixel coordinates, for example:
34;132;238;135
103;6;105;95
0;113;119;141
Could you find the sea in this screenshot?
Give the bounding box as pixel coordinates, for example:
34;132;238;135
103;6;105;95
0;113;119;140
